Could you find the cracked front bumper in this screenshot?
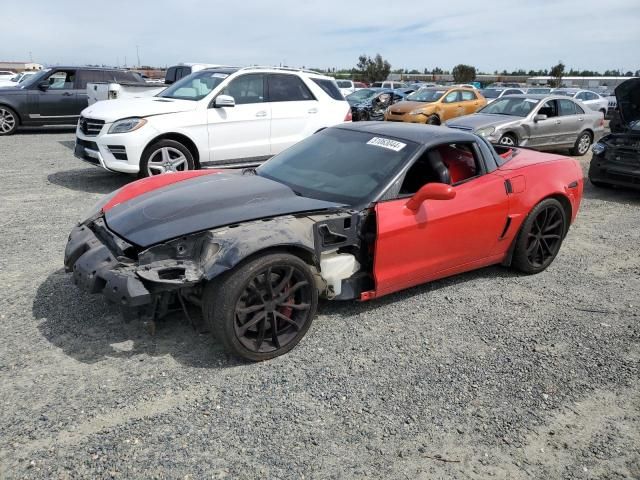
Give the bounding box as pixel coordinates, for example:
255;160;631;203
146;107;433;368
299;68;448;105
64;223;152;307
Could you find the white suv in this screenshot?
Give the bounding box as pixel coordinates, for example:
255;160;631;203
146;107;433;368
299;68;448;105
74;66;352;177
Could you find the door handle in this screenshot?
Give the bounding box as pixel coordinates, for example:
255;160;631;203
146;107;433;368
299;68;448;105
578;117;584;121
62;92;74;96
555;120;561;124
255;111;267;117
308;108;318;114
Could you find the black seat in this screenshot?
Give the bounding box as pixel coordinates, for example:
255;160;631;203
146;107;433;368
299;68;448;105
426;150;451;185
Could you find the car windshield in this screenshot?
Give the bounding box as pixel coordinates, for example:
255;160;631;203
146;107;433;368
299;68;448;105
347;88;379;102
158;70;227;100
336;80;352;88
257;128;419;205
19;69;51;88
479;97;540;116
481;89;502;98
406;88;446;102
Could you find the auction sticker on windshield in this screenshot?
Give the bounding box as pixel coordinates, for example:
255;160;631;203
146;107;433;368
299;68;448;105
367;137;407;152
211;73;228;78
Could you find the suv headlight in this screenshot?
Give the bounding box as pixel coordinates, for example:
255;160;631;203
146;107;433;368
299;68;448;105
476;126;496;137
108;117;147;134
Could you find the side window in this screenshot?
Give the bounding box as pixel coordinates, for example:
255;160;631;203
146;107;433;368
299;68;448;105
575;103;585;114
538;100;558;118
47;70;76;90
461;90;475;101
443;91;460;103
575;92;587;100
165;67;177;84
268;74;315;102
398;143;481;195
76;70;106;88
222;74;265;104
558;99;577;116
586;92;597;100
310;78;343;100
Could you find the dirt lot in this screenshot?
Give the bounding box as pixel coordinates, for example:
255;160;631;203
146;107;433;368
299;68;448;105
0;128;638;479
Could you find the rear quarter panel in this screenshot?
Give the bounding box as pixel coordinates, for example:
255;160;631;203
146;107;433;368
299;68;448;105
494;153;583;253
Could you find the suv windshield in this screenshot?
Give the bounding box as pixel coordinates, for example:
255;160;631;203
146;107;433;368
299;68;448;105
347;88;379;103
479;97;540;116
158;70;227;100
257;128;418;205
406;88;447;102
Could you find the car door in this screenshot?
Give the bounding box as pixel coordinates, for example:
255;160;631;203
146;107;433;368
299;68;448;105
529;99;562;148
74;69;103;113
557;98;583;146
30;69;80;122
267;73;319;155
207;73;271;163
440;90;463;121
460;90;482;114
373;142;509;297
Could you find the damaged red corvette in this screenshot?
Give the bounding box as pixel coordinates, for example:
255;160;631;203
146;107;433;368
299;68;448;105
65;123;583;361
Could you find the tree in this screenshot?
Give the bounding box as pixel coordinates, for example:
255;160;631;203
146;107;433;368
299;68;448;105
452;64;476;83
432;66;444;75
355;54;391;83
549;61;565;88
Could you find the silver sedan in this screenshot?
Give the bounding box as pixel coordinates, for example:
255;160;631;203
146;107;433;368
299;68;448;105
446;94;605;156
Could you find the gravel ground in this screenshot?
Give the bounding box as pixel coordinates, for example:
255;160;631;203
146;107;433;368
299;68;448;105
0;127;638;479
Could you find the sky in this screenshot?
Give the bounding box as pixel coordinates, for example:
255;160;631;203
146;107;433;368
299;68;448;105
2;0;639;73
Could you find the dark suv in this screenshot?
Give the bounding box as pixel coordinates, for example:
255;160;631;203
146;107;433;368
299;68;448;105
0;67;144;135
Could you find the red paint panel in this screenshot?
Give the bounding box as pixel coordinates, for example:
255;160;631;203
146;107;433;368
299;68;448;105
373;174;509;297
103;170;222;212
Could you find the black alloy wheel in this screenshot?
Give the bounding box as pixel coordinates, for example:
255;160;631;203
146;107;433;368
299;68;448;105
203;253;318;361
233;264;313;354
512;198;567;274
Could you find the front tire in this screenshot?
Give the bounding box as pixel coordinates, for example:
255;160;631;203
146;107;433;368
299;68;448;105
570;131;592;156
512;198;567;274
498;133;517;146
139;139;195;178
0;106;19;136
202;253;318;361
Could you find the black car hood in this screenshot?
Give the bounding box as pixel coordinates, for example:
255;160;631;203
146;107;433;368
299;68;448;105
615;78;640;127
105;172;343;248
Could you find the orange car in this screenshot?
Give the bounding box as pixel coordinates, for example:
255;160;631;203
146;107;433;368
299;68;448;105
384;87;487;125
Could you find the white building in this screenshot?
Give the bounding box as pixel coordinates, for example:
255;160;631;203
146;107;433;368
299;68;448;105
0;61;44;72
527;76;633;89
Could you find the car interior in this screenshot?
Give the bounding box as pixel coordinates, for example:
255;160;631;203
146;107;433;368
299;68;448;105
399;143;480;195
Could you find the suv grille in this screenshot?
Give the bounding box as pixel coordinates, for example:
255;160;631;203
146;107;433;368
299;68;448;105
79;116;105;136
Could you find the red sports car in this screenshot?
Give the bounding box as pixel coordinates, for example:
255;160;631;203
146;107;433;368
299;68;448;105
65;123;583;361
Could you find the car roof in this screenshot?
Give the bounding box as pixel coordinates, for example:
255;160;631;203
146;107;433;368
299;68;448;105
335;121;479;146
492;94;580;101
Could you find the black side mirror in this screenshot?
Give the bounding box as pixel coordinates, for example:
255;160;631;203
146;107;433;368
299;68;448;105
38;81;49;91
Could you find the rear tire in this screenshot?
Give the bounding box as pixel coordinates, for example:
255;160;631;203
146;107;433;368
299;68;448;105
0;106;19;136
426;114;440;125
570;131;592;156
202;253;318;361
139;139;195;178
512;198;567;274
